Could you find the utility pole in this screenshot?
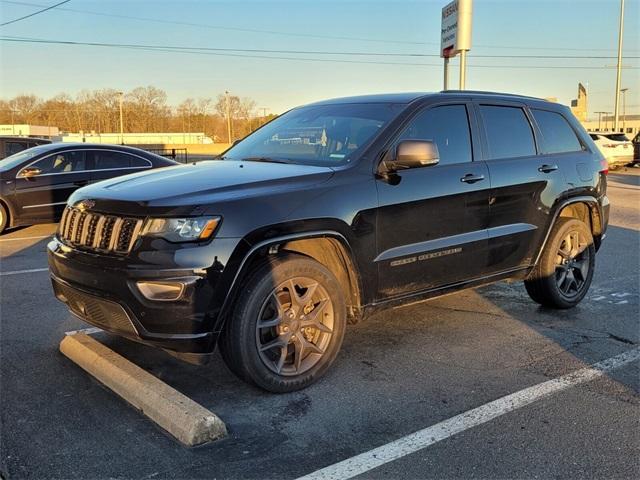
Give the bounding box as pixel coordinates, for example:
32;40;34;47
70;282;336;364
118;91;124;145
225;90;232;144
620;88;628;131
260;107;269;118
613;0;625;132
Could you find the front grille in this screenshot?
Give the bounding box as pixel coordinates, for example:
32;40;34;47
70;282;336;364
58;207;143;255
52;278;138;336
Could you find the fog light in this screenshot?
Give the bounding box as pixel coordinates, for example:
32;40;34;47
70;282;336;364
137;281;185;301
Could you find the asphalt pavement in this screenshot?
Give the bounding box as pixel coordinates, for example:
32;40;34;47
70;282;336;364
1;169;638;479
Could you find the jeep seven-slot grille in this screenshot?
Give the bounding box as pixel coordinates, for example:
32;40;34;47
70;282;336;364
58;207;143;255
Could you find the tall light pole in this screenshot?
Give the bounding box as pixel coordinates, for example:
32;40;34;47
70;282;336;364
225;90;232;144
613;0;625;132
118;91;124;145
620;88;628;131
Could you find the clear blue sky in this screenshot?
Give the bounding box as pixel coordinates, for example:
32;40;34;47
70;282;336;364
0;0;638;117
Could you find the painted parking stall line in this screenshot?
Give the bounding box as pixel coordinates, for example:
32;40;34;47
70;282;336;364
0;268;49;276
297;347;640;480
0;235;53;242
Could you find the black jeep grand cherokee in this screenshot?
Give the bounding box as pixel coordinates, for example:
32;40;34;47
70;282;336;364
49;91;609;392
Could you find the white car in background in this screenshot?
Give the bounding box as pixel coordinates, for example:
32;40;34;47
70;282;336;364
588;132;634;170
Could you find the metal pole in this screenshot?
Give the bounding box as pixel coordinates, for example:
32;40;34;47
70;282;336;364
225;90;232;144
459;50;467;90
613;0;625;132
118;91;124;145
443;57;450;90
620;88;628;131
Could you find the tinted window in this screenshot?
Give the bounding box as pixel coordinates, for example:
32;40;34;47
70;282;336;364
532;109;582;154
589;134;599;141
32;151;86;174
603;134;629;142
480;105;536;159
129;155;151;167
396;104;472;165
93;151;134;169
6;141;28;157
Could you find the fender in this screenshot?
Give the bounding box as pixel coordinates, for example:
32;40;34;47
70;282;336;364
213;229;362;332
532;195;604;267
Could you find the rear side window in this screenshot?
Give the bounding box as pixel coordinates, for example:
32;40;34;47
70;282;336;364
532;109;583;154
604;134;629;142
396;104;473;165
129;155;151;167
589;134;600;141
93;151;136;169
479;105;536;160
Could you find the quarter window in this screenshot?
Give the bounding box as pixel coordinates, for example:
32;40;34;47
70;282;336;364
532;109;582;154
396;104;473;165
93;151;138;169
32;151;86;174
479;105;536;159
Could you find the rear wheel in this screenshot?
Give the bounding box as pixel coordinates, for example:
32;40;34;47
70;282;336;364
219;255;346;392
525;218;595;309
0;203;8;234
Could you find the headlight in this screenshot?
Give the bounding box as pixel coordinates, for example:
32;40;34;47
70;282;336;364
141;216;221;242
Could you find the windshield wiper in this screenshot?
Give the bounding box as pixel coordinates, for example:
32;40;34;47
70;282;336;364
241;157;290;164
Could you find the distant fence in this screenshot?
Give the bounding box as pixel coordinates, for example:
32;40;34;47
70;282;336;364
144;148;189;163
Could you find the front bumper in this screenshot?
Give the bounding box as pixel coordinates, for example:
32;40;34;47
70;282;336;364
48;236;243;354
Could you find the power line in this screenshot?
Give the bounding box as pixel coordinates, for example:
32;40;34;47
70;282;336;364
2;0;638;54
0;0;69;27
2;36;639;64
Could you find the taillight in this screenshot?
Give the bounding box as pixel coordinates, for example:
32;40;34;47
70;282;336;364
600;159;609;175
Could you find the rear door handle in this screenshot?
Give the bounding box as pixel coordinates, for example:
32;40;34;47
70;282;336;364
460;173;485;184
538;164;559;173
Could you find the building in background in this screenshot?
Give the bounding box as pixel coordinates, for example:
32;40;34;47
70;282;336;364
571;83;588;122
59;132;214;145
582;114;639;136
0;124;59;138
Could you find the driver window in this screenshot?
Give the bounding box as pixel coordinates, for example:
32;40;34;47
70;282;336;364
32;151;86;174
395;104;473;166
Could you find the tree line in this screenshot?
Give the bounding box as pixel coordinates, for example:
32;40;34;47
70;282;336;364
0;86;276;142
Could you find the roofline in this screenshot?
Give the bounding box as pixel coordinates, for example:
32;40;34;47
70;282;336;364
440;90;548;102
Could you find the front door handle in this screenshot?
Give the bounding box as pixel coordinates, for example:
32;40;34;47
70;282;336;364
538;164;559;173
460;173;485;184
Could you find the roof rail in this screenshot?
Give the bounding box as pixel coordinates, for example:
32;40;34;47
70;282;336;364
440;90;545;101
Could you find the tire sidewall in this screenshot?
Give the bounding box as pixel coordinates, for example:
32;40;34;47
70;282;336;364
539;219;595;308
0;203;7;234
231;256;347;392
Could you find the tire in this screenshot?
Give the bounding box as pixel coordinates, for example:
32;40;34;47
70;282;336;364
0;203;8;234
525;218;595;309
219;254;347;393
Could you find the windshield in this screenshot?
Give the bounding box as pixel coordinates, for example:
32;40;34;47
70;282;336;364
604;134;629;142
222;103;404;166
0;144;51;171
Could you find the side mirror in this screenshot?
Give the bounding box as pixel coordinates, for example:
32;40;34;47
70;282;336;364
394;140;440;169
20;167;42;179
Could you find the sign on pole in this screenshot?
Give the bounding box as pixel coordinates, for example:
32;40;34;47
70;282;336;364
440;0;473;58
440;0;473;90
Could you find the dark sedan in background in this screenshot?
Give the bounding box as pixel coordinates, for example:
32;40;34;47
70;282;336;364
0;143;177;233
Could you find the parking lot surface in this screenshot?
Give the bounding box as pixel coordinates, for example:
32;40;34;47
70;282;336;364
1;169;638;479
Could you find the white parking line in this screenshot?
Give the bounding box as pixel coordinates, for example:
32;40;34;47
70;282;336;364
297;347;640;480
0;235;52;242
0;268;49;276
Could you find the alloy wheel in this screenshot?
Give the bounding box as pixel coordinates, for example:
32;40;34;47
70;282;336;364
555;230;591;298
255;276;334;376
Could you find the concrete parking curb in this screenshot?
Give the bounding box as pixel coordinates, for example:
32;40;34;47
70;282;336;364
59;332;227;446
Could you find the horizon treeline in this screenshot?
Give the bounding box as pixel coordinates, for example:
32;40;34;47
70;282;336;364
0;86;276;142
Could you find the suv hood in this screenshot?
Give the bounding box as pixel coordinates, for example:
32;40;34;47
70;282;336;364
69;160;335;208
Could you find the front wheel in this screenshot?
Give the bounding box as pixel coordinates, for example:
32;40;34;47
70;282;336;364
219;255;346;392
524;218;595;309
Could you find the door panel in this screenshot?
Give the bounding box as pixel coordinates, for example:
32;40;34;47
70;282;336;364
477;104;567;272
14;150;88;220
375;103;490;299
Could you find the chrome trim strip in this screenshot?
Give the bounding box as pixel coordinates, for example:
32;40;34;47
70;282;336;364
22;201;67;209
487;223;537;239
375;229;488;263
